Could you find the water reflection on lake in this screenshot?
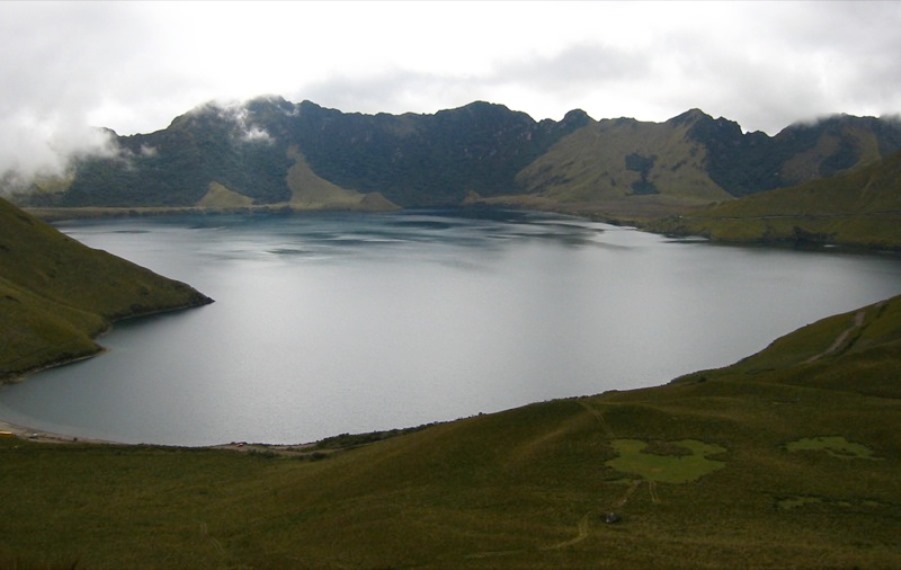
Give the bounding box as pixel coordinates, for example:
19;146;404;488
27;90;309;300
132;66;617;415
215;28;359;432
2;209;900;446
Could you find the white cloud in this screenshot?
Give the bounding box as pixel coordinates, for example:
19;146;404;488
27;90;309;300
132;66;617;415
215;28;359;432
214;103;274;143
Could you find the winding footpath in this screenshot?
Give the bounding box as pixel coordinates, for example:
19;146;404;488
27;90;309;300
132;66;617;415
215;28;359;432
802;303;883;365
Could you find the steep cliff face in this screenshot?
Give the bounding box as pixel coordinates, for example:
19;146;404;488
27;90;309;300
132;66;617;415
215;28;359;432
0;197;211;380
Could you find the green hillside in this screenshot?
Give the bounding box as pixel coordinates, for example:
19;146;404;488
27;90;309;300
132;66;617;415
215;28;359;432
490;110;734;222
515;111;731;204
2;294;899;569
649;150;901;249
0;197;212;380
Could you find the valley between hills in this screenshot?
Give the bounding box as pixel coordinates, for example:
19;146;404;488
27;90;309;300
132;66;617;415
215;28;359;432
1;99;900;568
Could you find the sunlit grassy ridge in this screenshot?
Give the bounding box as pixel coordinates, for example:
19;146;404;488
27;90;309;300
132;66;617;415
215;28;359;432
515;111;731;205
648;150;901;249
0;197;211;380
2;294;899;568
197;181;255;208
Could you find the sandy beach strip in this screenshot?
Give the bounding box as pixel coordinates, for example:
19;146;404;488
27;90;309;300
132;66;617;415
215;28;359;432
0;417;114;444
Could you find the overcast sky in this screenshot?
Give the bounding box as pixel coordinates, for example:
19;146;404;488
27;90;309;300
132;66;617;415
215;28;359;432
2;0;900;180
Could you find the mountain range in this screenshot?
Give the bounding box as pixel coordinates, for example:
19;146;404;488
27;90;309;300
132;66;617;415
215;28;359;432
11;98;901;221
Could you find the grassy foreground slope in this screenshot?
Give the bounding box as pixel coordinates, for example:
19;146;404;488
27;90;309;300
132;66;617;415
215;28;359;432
0;197;211;380
648;150;901;249
2;295;900;569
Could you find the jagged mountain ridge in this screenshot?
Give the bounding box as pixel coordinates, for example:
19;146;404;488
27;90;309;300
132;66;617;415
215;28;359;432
13;97;901;211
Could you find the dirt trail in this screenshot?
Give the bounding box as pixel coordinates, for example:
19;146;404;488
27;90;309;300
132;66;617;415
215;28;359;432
577;400;615;438
543;513;591;550
612;479;642;508
803;308;869;364
648;480;661;504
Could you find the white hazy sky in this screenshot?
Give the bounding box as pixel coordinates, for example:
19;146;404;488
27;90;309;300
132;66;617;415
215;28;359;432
2;0;901;179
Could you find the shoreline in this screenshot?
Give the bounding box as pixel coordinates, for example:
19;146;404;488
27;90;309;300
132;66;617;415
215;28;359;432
0;296;213;387
0;417;115;445
0;414;423;461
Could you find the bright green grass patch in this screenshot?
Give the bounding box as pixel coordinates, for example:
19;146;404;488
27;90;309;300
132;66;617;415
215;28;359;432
786;436;880;460
605;439;726;483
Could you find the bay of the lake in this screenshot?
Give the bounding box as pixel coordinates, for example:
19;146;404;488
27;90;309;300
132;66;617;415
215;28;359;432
2;209;900;446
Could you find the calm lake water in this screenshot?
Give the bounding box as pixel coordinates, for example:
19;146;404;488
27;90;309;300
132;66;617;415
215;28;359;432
2;209;900;446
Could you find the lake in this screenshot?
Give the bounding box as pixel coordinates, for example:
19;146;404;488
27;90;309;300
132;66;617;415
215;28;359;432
2;209;900;446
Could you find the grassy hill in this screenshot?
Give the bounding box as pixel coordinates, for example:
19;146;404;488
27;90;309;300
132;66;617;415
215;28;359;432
648;150;901;249
2;293;899;569
0;197;212;380
514;111;732;205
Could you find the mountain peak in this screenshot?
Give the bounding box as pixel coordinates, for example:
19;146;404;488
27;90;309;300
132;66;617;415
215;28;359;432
560;108;593;126
670;108;713;125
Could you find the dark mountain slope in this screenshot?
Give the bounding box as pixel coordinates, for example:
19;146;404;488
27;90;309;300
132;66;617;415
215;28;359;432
287;100;592;206
0;197;211;380
694;113;901;196
57;102;296;207
649;149;901;249
21;98;590;209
